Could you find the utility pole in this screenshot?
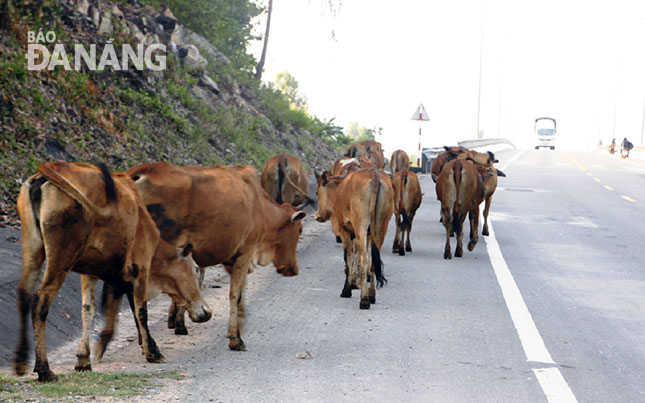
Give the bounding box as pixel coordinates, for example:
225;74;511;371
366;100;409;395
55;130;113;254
476;1;485;139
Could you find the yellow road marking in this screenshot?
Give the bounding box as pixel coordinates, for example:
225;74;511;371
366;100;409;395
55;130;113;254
604;185;614;191
564;153;587;171
620;195;637;202
593;178;601;182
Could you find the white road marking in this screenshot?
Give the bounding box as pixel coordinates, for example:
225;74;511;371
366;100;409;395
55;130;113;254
485;149;578;403
533;368;578;403
620;195;637;202
604;185;614;191
484;222;554;364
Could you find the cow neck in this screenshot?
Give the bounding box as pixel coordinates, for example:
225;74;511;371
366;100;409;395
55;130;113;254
258;192;292;234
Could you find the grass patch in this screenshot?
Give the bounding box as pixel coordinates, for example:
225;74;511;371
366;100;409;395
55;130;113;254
0;370;184;401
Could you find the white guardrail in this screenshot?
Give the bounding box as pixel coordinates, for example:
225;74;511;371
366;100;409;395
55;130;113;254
417;138;516;173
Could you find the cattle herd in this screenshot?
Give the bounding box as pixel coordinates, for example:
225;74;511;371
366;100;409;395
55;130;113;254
12;140;505;382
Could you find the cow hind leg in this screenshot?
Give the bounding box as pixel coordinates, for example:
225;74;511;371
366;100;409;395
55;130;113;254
14;242;45;377
32;263;73;382
405;221;413;252
391;220;401;254
95;283;126;362
441;207;452;259
454;222;464;258
357;236;371;310
75;275;97;372
340;246;352;298
468;208;480;251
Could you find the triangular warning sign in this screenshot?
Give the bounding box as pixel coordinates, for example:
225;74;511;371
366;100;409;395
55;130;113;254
411;103;430;121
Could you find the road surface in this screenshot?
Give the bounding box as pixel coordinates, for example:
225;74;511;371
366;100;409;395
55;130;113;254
1;149;644;403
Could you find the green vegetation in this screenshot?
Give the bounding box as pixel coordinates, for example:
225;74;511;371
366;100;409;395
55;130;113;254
0;370;184;401
140;0;261;71
0;0;348;221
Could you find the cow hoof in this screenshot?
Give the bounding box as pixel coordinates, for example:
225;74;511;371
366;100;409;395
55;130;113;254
468;241;477;251
455;249;463;258
13;348;28;376
392;247;398;254
359;298;371;310
167;320;176;329
398;247;405;256
444;250;452;259
146;352;166;363
174;326;188;336
482;228;489;236
228;338;247;351
335;236;342;244
74;363;92;372
405;245;412;252
37;370;58;383
340;287;352;298
369;295;376;304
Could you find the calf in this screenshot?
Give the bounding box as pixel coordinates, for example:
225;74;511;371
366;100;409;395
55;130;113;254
127;162;305;350
435;159;484;259
391;170;422;256
14;162;210;382
314;169;394;309
390;150;410;174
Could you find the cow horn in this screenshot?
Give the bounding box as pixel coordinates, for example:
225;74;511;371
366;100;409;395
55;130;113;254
496;169;507;177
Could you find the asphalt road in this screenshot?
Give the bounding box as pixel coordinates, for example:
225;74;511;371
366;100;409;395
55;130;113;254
154;148;644;403
2;149;644;403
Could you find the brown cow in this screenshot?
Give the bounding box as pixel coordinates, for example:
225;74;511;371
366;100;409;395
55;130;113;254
390;150;410;174
326;157;376;244
261;154;310;206
345;140;385;169
14;162;210;382
458;150;506;236
435;159;484;259
126;162;306;350
391;170;422;256
314;169;394;309
431;146;469;183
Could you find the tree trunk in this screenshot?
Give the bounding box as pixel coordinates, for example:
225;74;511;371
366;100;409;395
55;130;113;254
254;0;273;80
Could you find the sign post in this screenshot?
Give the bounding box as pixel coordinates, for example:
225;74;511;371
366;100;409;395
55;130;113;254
411;103;430;167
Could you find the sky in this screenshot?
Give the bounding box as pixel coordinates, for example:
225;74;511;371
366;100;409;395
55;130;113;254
250;0;645;155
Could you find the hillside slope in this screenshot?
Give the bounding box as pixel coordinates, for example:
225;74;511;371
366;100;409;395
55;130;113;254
0;0;343;225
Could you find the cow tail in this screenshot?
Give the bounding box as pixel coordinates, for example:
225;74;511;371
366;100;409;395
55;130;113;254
276;155;286;204
399;171;410;227
452;161;463;233
369;171;387;288
97;162;117;203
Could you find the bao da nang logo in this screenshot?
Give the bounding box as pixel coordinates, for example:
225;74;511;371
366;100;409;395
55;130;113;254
26;29;166;71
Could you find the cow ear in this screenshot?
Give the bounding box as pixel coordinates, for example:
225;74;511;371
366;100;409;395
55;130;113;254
320;171;329;186
181;243;193;257
291;211;306;222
